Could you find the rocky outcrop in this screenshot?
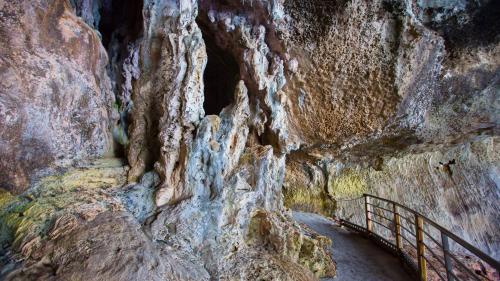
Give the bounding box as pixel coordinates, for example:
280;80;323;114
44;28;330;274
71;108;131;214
1;0;336;279
124;1;336;278
333;136;500;259
282;0;498;152
283;157;334;216
1;0;498;279
0;155;334;280
0;0;115;193
282;0;499;259
0;160;210;280
286;136;500;259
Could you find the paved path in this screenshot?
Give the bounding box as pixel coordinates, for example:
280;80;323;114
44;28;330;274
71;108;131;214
293;212;413;281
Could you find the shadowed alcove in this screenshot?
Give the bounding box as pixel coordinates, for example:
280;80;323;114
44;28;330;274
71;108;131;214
98;0;143;50
197;20;240;116
98;0;146;159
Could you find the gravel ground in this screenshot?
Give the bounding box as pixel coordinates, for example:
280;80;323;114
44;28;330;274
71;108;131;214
293;211;413;281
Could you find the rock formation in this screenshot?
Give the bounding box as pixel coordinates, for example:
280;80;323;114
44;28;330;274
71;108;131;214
0;0;498;279
0;0;115;194
282;0;500;260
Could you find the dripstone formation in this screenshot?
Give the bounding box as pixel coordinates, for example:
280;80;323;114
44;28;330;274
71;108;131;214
0;0;498;280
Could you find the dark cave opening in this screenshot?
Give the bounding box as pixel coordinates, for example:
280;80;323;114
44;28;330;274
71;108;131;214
98;0;143;51
97;0;143;158
197;20;240;116
425;0;500;51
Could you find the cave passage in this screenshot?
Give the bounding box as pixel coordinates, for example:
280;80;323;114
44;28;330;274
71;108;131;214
97;0;144;158
197;20;240;116
98;0;143;50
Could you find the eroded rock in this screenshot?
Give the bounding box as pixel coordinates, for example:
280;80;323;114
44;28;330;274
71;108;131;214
0;160;210;280
0;0;115;193
1;0;498;279
282;0;499;260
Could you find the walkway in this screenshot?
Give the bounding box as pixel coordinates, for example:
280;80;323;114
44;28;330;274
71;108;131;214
293;212;413;281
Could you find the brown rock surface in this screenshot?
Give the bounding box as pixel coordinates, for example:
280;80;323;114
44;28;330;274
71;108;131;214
0;0;115;193
1;1;336;279
284;0;402;144
1;0;498;279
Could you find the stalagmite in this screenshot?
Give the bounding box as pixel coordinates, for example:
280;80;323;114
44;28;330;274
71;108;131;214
0;0;498;280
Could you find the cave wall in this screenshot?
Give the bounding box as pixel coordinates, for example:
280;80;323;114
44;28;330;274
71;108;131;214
282;0;498;149
1;0;337;279
332;136;500;259
281;0;499;259
126;0;336;278
287;136;499;258
0;0;498;279
0;0;115;193
283;0;403;145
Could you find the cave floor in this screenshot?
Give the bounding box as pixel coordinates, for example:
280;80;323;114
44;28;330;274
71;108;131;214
293;212;413;281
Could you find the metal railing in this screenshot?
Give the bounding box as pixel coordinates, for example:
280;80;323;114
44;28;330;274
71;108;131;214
338;194;500;281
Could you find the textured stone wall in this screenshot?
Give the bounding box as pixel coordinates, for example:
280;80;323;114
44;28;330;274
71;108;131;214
282;0;499;260
124;0;336;278
333;137;499;259
283;0;402;144
0;0;498;279
1;0;336;279
281;0;498;151
0;0;115;193
286;136;500;259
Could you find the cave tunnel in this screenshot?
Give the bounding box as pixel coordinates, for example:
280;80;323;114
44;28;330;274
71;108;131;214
97;0;144;159
197;19;241;116
98;0;143;50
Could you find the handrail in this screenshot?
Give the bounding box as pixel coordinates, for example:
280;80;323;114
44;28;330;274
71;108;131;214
338;194;500;281
363;193;500;271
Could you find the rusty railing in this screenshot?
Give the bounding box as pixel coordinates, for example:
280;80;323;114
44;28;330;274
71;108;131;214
338;194;500;281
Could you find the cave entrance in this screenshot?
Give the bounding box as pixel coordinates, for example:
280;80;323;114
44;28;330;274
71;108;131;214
197;20;240;116
97;0;143;159
98;0;143;51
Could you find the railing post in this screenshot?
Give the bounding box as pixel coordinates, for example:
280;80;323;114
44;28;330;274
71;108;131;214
441;233;454;281
415;214;427;281
393;203;402;250
365;195;372;233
